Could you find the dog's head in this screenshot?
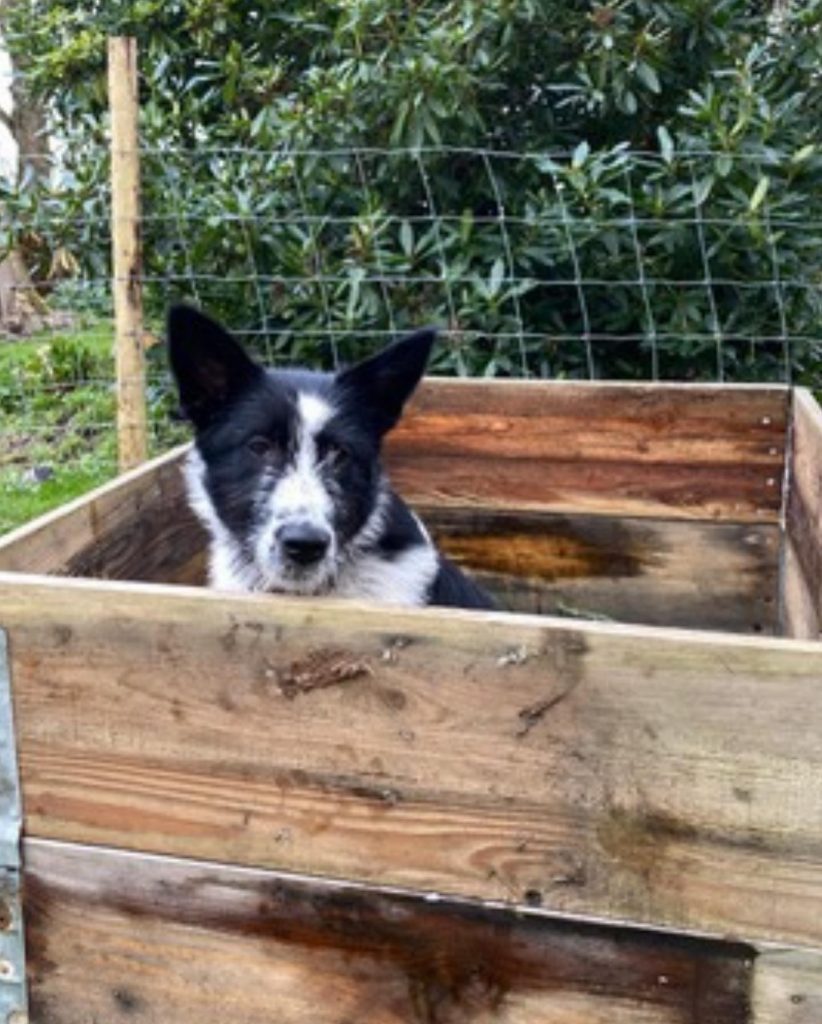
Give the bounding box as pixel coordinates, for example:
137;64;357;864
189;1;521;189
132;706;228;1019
167;305;436;593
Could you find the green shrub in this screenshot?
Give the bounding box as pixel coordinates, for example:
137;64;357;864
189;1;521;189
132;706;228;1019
1;0;821;382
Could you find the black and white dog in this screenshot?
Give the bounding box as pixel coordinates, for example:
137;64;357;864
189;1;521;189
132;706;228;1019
167;305;494;610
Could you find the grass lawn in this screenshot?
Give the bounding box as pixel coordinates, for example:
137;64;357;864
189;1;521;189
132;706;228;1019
0;320;186;536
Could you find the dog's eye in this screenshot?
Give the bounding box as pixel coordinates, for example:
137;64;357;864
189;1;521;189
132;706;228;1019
247;436;278;458
320;440;349;465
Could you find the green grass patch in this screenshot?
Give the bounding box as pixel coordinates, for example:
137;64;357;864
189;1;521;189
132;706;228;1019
0;464;117;535
0;323;114;374
0;320;187;536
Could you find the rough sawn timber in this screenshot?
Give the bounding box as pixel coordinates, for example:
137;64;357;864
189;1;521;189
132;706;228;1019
423;506;779;633
23;838;755;1024
388;379;788;521
0;378;792;633
2;573;821;949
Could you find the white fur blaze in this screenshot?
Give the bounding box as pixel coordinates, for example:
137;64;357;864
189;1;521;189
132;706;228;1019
252;390;337;588
266;391;334;525
297;391;334;435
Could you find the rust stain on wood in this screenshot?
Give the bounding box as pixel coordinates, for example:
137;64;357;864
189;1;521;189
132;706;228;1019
423;507;780;632
436;526;645;581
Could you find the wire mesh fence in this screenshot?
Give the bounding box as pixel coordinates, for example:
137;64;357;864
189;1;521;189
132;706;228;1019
1;85;822;529
7;143;820;374
138;142;821;382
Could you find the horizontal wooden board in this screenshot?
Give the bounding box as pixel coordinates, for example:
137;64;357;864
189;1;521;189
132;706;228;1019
783;389;822;639
2;574;822;947
23;838;754;1024
388;380;789;522
0;409;786;635
424;507;780;633
166;511;782;636
0;382;789;588
0;443;203;581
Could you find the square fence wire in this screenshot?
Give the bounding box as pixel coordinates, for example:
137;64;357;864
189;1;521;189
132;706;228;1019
1;138;821;530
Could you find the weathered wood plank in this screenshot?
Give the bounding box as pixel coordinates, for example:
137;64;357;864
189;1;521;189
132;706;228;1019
752;949;822;1024
0;444;202;579
170;510;781;633
2;574;822;947
23;838;754;1024
783;389;822;639
0;381;789;587
0;424;785;634
388;380;788;522
424;507;780;633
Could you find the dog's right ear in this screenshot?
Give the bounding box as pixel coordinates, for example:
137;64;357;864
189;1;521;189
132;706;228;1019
337;327;437;437
167;305;263;429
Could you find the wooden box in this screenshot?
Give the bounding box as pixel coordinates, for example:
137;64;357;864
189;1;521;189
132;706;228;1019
0;379;820;1022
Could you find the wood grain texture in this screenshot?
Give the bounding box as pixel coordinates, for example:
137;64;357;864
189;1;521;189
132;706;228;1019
387;380;788;522
752;949;822;1024
23;838;754;1024
108;36;147;470
783;388;822;639
2;381;785;579
3;574;822;947
424;507;780;633
0;444;203;580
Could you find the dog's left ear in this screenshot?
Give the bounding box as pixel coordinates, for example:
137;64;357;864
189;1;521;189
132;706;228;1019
167;304;263;429
337;328;437;436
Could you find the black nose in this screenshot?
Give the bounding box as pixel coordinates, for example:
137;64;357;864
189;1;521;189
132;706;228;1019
278;523;331;567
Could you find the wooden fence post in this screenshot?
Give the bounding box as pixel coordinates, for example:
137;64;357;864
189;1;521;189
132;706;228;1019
108;36;147;471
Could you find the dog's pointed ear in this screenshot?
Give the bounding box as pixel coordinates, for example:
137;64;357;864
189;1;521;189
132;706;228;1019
337;328;437;436
167;305;263;429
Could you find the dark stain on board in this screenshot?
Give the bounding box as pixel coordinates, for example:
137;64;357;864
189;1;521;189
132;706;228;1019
112;987;144;1014
597;805;809;883
516;678;582;739
418;506;781;633
428;509;648;582
24;856;754;1024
